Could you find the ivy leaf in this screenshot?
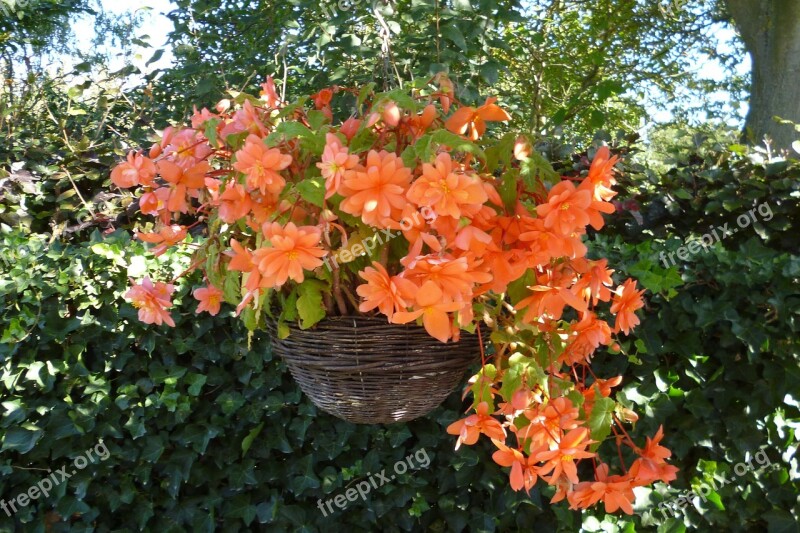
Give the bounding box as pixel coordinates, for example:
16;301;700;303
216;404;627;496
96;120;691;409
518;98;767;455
242;422;264;457
1;425;43;453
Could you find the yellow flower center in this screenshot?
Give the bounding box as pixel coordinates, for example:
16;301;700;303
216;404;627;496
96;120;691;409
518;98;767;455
287;250;299;260
561;454;574;462
560;202;571;211
439;179;451;194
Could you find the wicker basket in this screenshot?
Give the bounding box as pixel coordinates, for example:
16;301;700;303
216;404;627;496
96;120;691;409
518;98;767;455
266;316;485;424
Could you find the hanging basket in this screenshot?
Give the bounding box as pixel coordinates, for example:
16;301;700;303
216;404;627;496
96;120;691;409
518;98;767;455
266;316;486;424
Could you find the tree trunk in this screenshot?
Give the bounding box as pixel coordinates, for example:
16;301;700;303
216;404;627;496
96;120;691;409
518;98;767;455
726;0;800;149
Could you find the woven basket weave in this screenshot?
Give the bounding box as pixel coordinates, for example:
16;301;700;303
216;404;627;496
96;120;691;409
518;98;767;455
266;316;484;424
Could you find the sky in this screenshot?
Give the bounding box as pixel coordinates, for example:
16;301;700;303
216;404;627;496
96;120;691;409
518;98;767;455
71;0;176;74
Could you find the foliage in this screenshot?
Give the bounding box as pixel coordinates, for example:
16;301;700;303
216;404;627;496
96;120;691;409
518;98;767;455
585;140;800;531
152;0;747;138
0;228;565;532
0;64;159;235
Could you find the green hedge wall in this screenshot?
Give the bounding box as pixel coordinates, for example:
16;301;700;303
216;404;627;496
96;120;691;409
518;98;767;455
1;144;798;532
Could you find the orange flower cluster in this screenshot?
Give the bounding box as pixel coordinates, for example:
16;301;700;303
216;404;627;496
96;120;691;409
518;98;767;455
111;76;675;510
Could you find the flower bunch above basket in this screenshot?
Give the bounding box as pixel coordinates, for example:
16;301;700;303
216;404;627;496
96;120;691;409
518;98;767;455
110;75;676;512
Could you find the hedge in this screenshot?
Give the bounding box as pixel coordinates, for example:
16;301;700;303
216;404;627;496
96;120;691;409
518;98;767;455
1;142;798;532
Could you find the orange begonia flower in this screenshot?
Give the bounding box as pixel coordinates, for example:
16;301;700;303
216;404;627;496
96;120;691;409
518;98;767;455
317;133;359;199
515;269;588;323
536;180;593;236
157;160;209;214
233;134;292;196
630;425;679;484
579;146;619;202
226;239;262;292
391;280;462;343
403;255;481;302
445;401;506;449
407;152;488;219
356;263;417;320
572;258;614;306
340;150;412;228
254;222;327;288
445;97;511;141
534;427;595;485
136;224;187;257
491;439;541;493
560;312;613;366
220;100;269;140
569;463;635;514
610;278;645;334
194;285;224;316
111;151;156;188
217;182;253;223
125;277;175;327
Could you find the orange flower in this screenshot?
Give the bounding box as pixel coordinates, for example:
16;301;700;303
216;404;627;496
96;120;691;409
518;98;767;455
407;104;437;137
217;182;252;223
610;278;645;334
259;75;281;108
317;133;359;199
446;401;506;449
534;427;595;485
445;97;510;141
139;188;169;216
536;180;593;236
157;160;209;213
560;312;612;366
491;439;541;493
569;463;635;514
233;134;292;195
136;224;187;257
572;258;614;306
630;425;679;484
520;397;580;448
407;152;488;219
161;128;213;169
340;150;412;228
254;223;327;287
391;280;462;343
226;239;261;292
220;100;269;139
403;255;481;302
125;277;175;327
194;285;224;316
579;146;619;202
515;269;587;323
356;263;417;320
111;151;156;188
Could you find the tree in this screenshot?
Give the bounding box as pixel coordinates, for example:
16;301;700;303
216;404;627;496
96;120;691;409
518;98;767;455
726;0;800;148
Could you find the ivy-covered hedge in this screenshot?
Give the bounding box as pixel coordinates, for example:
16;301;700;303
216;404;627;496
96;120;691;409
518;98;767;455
1;142;798;532
0;230;554;532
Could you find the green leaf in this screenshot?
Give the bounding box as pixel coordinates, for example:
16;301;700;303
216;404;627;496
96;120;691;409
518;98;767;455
441;23;468;51
296;280;326;329
2;425;43;453
242;422;264;457
587;395;615;452
296;176;325;207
